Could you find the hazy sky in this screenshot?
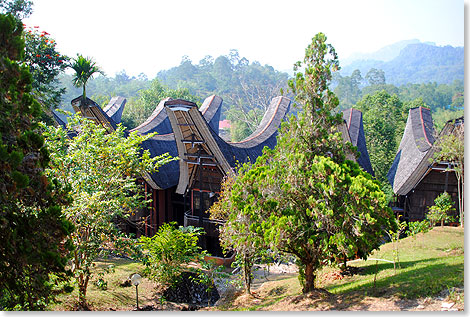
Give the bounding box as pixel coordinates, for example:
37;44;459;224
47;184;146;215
23;0;464;78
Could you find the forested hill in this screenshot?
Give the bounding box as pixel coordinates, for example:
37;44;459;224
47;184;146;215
340;43;464;85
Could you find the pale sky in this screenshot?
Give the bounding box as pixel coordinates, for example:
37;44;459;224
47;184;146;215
23;0;464;78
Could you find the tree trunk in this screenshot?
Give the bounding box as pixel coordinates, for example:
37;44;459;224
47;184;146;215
78;273;90;308
82;85;86;104
457;175;463;227
243;256;252;295
302;262;316;293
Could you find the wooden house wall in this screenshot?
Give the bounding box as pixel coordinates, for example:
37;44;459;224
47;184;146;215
405;170;459;221
123;182;187;238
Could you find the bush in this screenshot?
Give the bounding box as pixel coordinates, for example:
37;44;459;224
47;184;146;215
426;192;456;226
138;223;205;285
406;220;431;236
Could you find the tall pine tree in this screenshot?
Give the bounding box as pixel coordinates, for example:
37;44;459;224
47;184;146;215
0;14;73;310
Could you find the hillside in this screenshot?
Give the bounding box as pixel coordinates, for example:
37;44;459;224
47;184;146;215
341;39;425;65
341;42;463;85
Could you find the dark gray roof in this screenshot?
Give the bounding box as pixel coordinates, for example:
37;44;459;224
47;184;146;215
139;134;179;189
387;107;436;195
342;108;374;176
103;96;126;124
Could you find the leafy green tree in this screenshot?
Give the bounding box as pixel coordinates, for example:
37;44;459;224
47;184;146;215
365;68;386;86
42;114;175;307
0;0;32;19
277;34;395;292
138;222;205;285
0;14;73;310
69;54;104;105
355;90;408;182
427;192;456;226
214;33;396;294
432;107;464;133
209;171;267;295
23;26;69;111
334;69;362;109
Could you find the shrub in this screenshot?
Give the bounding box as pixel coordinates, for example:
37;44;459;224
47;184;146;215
406;220;431;236
138;223;205;285
426;192;456;226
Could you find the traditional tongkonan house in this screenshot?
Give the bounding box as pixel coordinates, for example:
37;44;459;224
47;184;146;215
387;106;462;222
64;95;374;256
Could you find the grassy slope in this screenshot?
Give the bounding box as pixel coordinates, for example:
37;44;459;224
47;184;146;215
320;226;464;298
215;226;464;311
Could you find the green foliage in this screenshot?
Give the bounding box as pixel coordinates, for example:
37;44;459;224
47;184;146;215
157;51;290;140
23;26;69;110
433;122;464;226
365;68;386;86
333;69;362;109
121;79;199;129
406;220;431;237
209;170;269;294
0;13;73;310
385;219;407;272
138;223;205;286
355;90;408;182
427;192;456;227
214;33;395;296
0;0;33;19
42;114;175;307
57;71;150;115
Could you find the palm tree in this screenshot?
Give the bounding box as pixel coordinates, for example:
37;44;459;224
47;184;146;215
70;54;104;105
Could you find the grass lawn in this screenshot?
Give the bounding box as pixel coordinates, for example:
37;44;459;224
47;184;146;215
318;226;464;298
49;226;464;311
48;258;156;311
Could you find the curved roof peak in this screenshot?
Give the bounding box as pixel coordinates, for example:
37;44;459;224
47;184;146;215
103;96;126;124
410;106;435;152
229;96;290;147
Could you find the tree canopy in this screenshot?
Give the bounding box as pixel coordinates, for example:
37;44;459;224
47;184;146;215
212;33;396;294
0;13;73;310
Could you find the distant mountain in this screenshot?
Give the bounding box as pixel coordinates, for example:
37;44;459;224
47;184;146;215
340;42;463;85
341;39;427;65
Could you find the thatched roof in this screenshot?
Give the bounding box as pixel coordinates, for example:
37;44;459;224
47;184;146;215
387;106;437;195
71;96;117;133
199;95;223;134
166;96;291;194
103;96;126;124
69;94;376;193
342;108;374;176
